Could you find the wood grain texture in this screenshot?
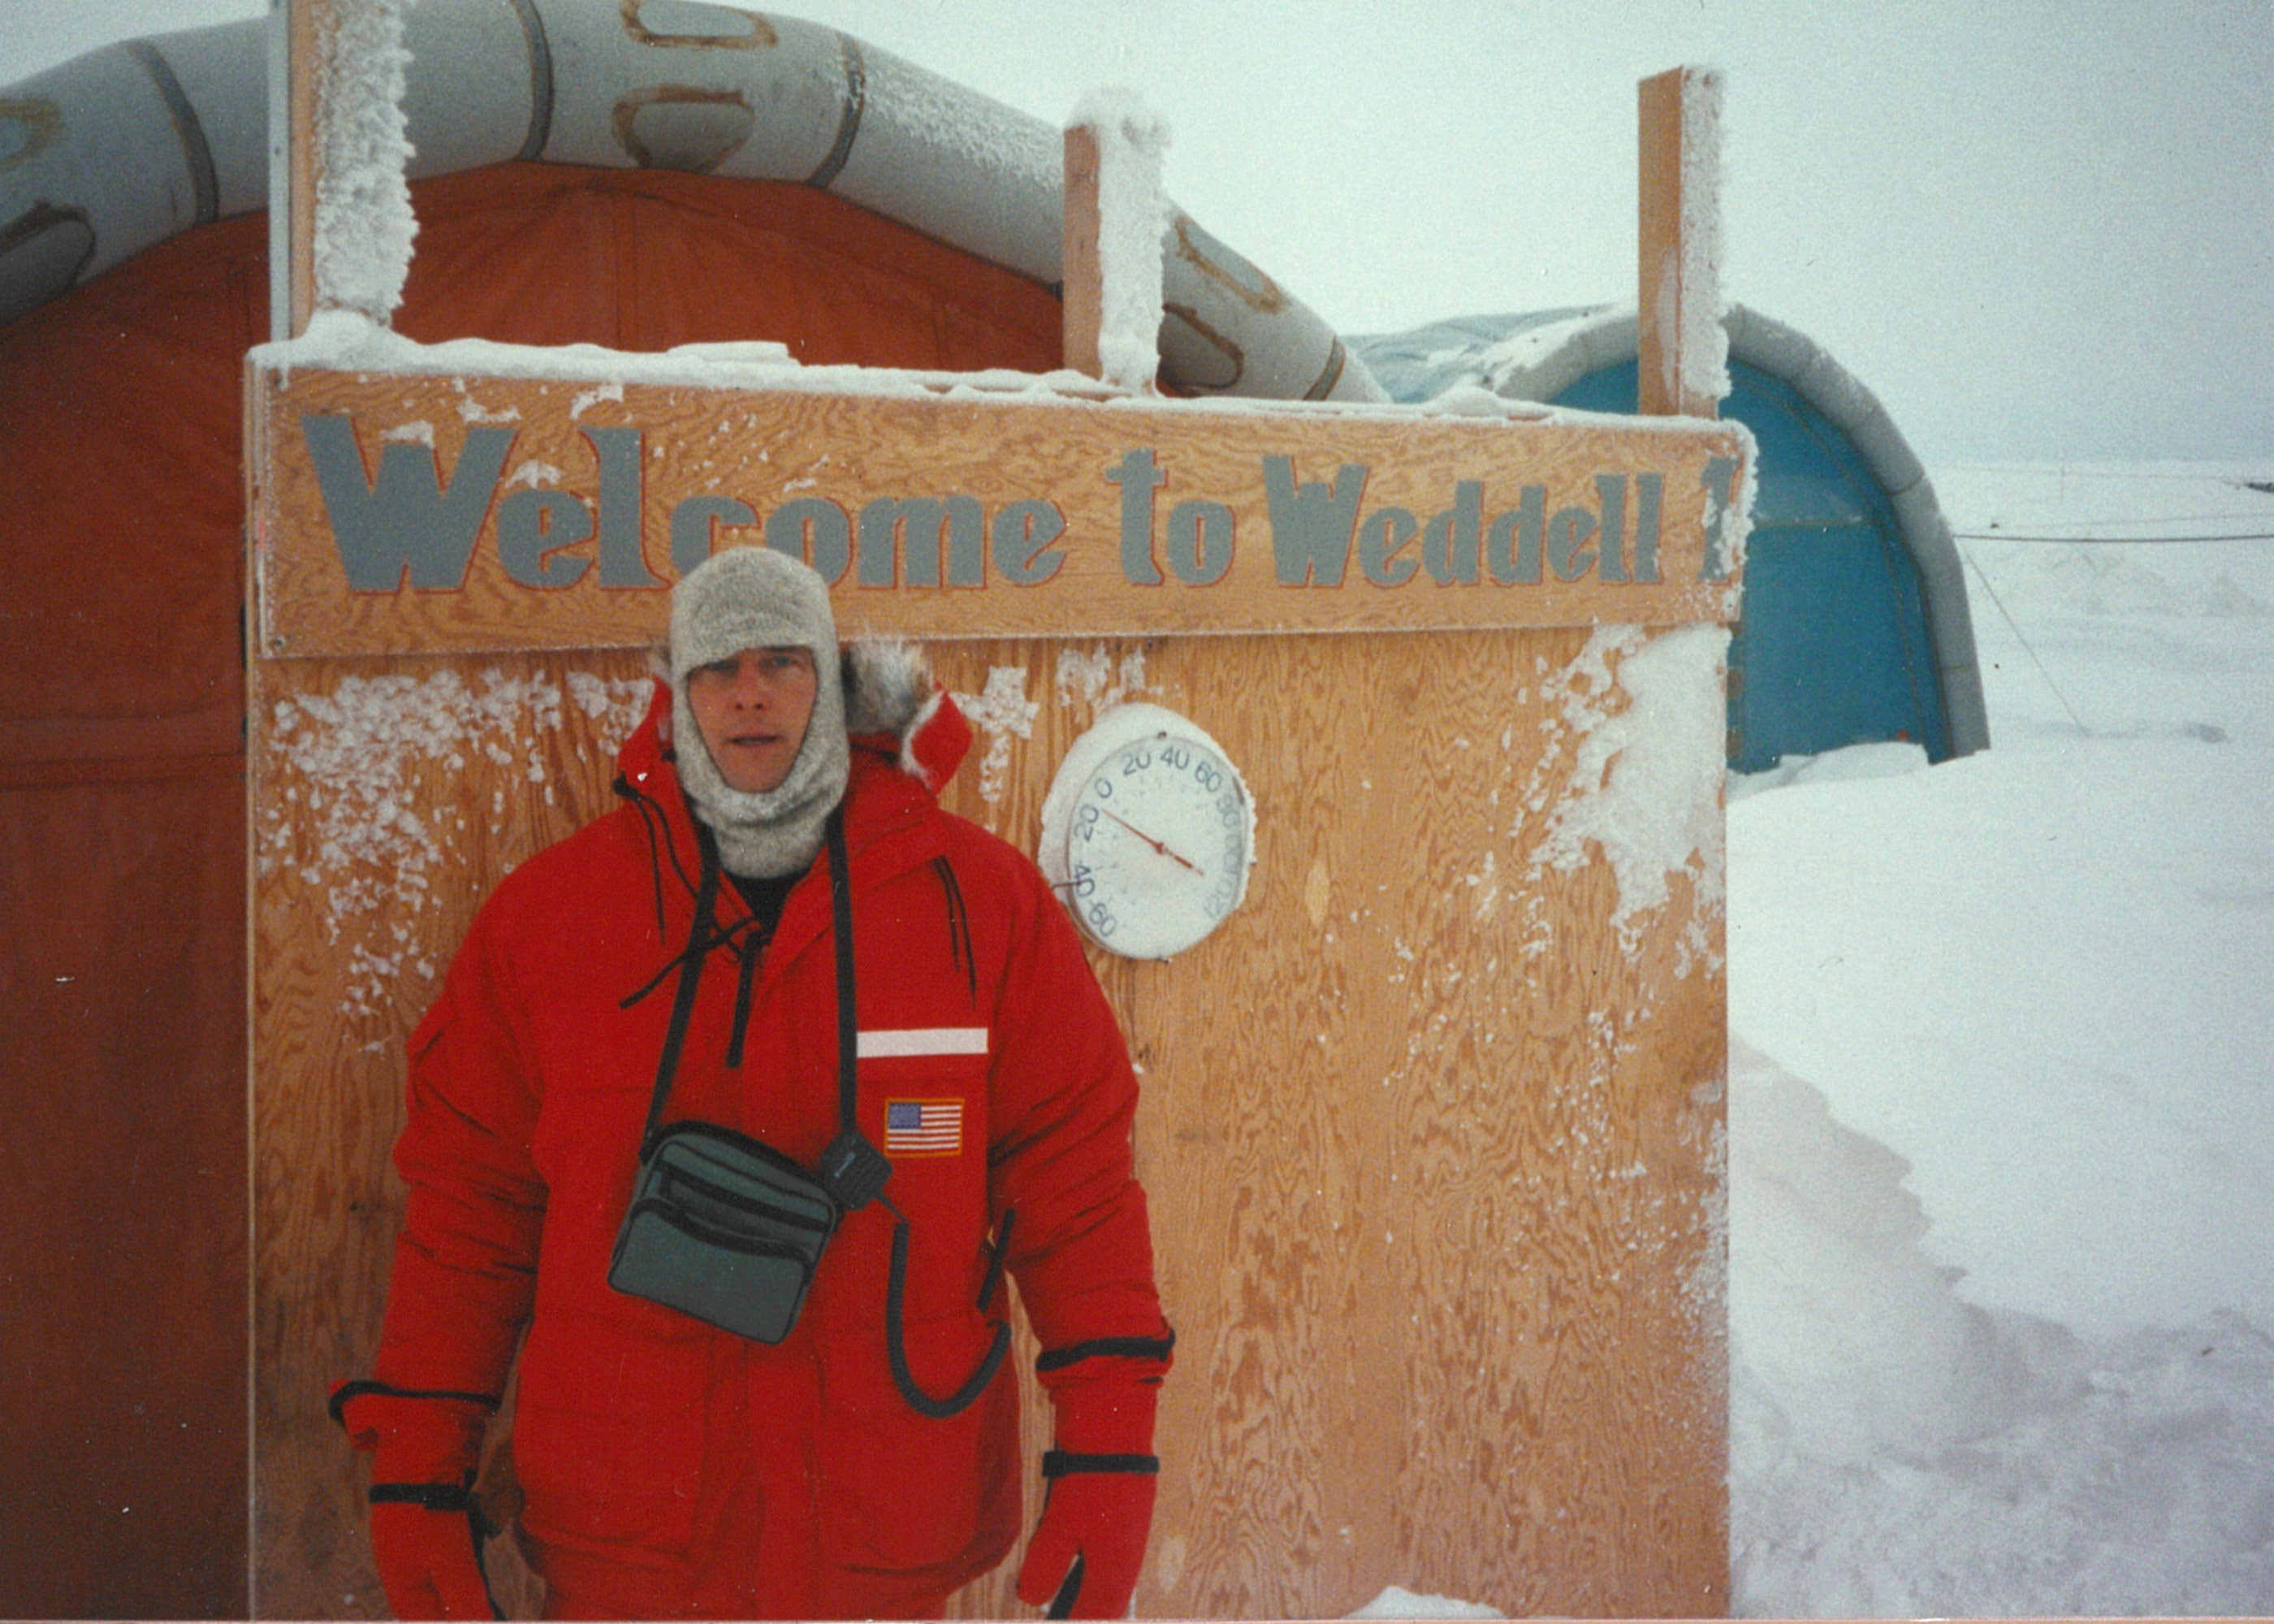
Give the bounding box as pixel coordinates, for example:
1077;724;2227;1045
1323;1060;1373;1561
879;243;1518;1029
285;0;322;337
253;628;1727;1618
1637;67;1721;422
919;633;1728;1618
248;365;1748;658
249;648;651;1618
1061;124;1104;382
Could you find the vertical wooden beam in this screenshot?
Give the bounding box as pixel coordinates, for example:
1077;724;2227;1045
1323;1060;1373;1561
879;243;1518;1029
1061;122;1105;380
1637;66;1723;419
1063;101;1168;393
275;0;331;340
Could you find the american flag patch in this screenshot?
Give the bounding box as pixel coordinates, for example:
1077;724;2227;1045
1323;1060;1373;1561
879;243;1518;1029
884;1099;963;1158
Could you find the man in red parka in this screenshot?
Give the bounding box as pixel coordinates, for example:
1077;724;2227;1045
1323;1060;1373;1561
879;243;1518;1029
332;547;1174;1620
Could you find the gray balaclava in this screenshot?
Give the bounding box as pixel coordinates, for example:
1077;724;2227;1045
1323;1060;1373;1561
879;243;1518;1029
668;547;850;879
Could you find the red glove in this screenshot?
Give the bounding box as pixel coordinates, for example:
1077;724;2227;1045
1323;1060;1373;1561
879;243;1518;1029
1015;1456;1159;1618
1016;1345;1169;1618
369;1489;495;1621
331;1380;500;1621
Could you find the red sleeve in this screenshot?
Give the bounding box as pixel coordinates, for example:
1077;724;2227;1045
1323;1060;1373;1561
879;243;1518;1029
353;900;548;1478
984;860;1173;1397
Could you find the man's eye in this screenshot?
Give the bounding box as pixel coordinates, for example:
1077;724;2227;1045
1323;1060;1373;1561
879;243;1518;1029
700;659;740;680
761;653;807;676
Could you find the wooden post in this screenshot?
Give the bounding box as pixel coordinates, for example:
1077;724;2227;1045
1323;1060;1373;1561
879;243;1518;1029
1637;66;1723;419
278;0;329;339
1061;122;1105;379
1061;100;1165;392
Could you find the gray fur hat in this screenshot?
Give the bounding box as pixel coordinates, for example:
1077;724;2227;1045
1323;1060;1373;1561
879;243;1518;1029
668;548;850;879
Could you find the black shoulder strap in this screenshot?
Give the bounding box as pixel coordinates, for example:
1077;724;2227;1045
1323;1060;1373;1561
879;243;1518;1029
828;809;857;1135
817;809;896;1210
638;823;722;1160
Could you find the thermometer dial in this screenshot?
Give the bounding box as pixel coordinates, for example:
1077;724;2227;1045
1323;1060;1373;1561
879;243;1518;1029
1040;706;1254;960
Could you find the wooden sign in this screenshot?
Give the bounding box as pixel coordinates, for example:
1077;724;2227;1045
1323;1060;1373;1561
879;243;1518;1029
246;362;1749;656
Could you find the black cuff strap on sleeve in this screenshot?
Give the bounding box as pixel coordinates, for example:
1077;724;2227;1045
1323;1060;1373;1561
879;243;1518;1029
328;1378;505;1428
1033;1330;1176;1375
369;1481;474;1512
1041;1449;1159;1479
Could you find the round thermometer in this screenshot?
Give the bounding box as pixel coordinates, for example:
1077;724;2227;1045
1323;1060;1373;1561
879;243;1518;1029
1040;705;1255;960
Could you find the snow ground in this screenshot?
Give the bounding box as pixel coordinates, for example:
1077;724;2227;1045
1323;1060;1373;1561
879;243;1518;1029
1726;461;2274;1615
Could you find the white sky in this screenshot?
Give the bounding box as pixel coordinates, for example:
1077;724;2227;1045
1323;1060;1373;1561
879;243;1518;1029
6;0;2271;460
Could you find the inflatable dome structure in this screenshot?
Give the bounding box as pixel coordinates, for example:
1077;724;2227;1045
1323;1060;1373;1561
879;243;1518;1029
1358;304;1990;771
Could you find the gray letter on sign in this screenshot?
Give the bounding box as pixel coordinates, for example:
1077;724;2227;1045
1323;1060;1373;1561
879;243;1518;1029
495;488;593;588
672;496;759;574
302;415;512;590
858;496;984;588
583;425;665;589
1699;456;1740;581
1262;456;1365;586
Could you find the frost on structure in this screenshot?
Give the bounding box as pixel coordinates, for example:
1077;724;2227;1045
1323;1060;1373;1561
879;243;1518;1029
875;51;1059;200
1684;1091;1731;1375
1679;67;1730;408
261;665;651;1023
953;667;1040;806
1053;643;1149;714
1071;89;1170;392
564;670;655;737
568;381;625;419
313;0;417;325
1531;624;1731;967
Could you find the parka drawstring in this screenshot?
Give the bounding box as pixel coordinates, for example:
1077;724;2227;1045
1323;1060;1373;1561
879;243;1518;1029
931;856;976;1006
613;864;763;1016
724;930;763;1069
614;765;705;945
614;823;767;1138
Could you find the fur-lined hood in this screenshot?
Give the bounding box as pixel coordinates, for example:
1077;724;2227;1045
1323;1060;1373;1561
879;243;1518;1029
838;639;973;796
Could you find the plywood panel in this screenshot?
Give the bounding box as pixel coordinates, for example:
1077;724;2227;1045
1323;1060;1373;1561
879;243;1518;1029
936;632;1727;1619
249;649;655;1618
253;623;1725;1619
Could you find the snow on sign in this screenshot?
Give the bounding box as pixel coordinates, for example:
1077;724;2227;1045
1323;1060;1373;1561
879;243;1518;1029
244;354;1749;657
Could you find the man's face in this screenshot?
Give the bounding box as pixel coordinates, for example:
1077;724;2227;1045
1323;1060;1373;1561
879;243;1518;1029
685;646;820;793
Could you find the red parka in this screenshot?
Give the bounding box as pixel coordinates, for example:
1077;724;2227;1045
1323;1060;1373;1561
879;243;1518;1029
344;650;1172;1618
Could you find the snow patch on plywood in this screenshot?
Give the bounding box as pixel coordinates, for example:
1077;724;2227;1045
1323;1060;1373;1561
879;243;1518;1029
1531;624;1730;965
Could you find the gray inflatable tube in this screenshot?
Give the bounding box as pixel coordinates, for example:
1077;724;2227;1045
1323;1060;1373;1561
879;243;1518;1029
0;0;1386;404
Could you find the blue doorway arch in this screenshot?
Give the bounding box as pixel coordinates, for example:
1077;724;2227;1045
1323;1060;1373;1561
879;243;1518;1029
1354;305;1987;771
1554;360;1951;770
